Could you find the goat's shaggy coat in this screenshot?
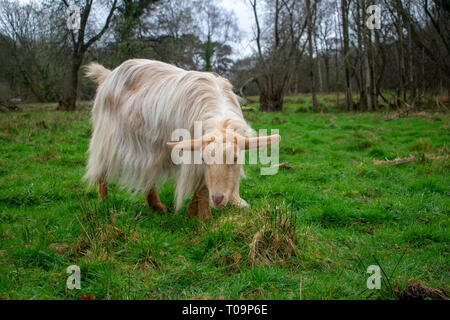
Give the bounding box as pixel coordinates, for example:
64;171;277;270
85;59;253;210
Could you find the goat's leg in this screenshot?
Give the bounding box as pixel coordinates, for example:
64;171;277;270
145;187;166;213
187;191;199;218
188;185;211;219
197;186;211;220
97;178;108;201
229;185;249;208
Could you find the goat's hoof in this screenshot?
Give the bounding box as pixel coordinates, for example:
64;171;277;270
199;209;212;220
234;198;250;208
187;208;198;218
199;214;212;221
150;203;166;213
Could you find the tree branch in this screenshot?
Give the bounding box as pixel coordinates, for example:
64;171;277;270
248;0;263;60
61;0;77;47
83;0;118;51
424;0;450;54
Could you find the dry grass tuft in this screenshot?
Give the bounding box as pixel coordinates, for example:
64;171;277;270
374;156;416;166
249;204;300;267
374;154;449;166
49;243;70;256
137;249;160;270
73;198;129;256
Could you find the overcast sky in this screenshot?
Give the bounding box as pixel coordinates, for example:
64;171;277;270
220;0;255;57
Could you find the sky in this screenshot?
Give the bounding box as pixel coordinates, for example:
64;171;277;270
220;0;255;57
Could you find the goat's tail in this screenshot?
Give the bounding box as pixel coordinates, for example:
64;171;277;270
85;62;111;85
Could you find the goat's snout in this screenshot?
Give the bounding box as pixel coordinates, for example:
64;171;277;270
212;195;224;207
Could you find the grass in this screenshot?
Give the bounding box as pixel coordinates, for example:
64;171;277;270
0;98;449;300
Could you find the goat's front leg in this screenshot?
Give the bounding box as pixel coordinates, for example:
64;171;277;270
187;185;211;220
229;186;249;208
187;190;199;218
145;187;166;213
198;186;212;220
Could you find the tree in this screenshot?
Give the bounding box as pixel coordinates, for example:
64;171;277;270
0;0;62;102
197;0;240;73
57;0;118;111
148;0;238;74
248;0;308;111
149;0;199;68
113;0;159;64
305;0;318;111
395;0;450;89
341;0;353;111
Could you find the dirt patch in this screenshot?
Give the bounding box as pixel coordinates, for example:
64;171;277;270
137;249;160;270
397;281;449;300
49;243;70;256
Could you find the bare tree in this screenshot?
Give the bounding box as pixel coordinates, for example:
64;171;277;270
392;0;449;91
0;0;61;102
341;0;353;111
248;0;308;111
362;0;373;110
198;0;240;72
149;0;238;74
306;0;318;111
57;0;118;111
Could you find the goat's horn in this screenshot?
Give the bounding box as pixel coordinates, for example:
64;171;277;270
236;134;281;150
167;138;202;150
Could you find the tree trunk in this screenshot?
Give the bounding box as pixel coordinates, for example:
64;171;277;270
421;47;425;99
373;29;383;109
58;0;118;111
341;0;353;111
259;91;283;111
58;54;83;111
395;2;407;107
315;37;323;93
306;0;318;112
356;0;366;110
324;55;330;93
256;77;283;112
407;4;416;105
362;0;373;111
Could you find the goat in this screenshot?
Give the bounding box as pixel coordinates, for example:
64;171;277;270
84;59;280;219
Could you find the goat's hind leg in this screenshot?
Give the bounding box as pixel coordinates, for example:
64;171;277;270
145;187;167;213
97;178;108;201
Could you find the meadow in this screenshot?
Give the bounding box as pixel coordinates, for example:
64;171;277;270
0;96;448;299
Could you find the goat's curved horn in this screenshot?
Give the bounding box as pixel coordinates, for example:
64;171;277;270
167;138;202;150
236;134;281;150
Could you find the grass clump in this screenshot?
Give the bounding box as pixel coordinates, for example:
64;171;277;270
249;204;300;267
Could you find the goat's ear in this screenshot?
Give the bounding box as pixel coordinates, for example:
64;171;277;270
237;134;281;150
167;139;202;150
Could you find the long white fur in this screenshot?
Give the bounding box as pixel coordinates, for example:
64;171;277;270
84;59;253;211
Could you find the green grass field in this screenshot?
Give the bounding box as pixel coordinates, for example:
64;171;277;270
0;98;448;299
